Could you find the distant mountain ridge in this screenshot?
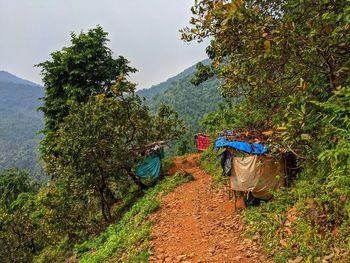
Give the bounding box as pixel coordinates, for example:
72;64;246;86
0;70;40;87
136;59;210;99
0;60;218;171
0;72;43;176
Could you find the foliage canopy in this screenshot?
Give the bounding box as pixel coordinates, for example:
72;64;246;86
183;0;350;261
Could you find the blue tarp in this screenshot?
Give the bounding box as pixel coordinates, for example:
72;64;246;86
135;149;165;180
215;138;269;154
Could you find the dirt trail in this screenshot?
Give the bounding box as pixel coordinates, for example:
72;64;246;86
150;154;268;263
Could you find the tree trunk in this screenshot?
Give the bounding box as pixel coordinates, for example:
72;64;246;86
99;188;109;222
102;189;112;221
30;238;36;254
105;186;117;206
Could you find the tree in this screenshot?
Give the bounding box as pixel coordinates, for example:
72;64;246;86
33;25;185;259
37;26;137;154
44;86;184;221
0;168;38;208
176;138;191;156
182;0;350;151
0;170;44;263
182;1;350;260
182;0;350;116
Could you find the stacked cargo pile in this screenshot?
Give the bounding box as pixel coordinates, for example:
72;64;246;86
216;129;286;207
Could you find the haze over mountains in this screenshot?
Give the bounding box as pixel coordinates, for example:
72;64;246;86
0;71;40;87
0;71;43;176
136;59;211;99
0;61;220;174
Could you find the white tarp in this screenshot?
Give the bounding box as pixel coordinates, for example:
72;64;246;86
230;155;284;200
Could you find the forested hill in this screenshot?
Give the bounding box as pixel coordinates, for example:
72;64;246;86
137;61;222;153
136;59;211;99
145;75;221;135
0;62;218;173
0;71;40;87
0;71;43;175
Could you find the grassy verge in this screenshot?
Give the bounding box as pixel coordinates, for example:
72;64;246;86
162;157;175;174
244;172;350;263
199;149;350;262
73;171;193;263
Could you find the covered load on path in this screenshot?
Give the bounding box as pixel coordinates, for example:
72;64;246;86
216;129;285;203
195;133;211;152
229;154;284;200
135;141;165;181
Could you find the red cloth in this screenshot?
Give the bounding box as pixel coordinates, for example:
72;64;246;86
196;135;211;152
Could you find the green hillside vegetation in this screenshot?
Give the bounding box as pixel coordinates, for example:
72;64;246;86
136;59;210;100
0;62;213;175
1;0;349;262
142;72;223;155
184;0;350;261
146;75;221;135
0;79;43;176
0;26;186;263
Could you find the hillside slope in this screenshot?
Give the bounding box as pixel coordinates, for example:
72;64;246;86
0;73;43;174
0;62;219;171
137;61;222;153
146;75;221;135
136;59;210;99
0;71;40;87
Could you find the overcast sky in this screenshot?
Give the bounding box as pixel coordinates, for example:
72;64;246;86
0;0;208;89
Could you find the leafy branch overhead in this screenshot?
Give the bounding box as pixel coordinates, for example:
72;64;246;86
181;0;350;99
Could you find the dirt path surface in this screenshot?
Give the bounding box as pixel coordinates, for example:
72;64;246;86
150;154;268;263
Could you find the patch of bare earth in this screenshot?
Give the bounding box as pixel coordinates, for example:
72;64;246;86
150;154;270;263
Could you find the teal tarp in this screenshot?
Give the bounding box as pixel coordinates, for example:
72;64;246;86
135;149;165;180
